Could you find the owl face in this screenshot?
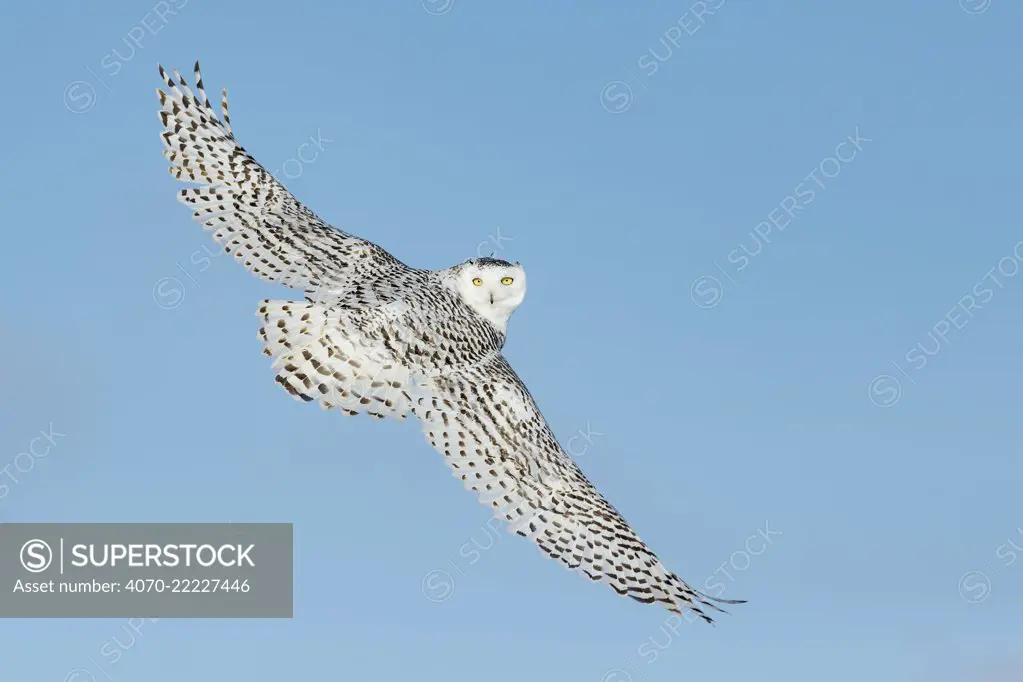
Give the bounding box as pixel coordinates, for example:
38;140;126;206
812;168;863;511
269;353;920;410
452;258;527;332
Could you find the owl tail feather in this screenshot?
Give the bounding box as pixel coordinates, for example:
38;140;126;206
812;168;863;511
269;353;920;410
256;299;413;420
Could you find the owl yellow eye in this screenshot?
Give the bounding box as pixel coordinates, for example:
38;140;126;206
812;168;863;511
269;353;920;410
471;277;483;286
501;277;514;286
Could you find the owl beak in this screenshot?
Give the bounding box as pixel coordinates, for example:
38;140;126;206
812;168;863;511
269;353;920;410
489;292;494;305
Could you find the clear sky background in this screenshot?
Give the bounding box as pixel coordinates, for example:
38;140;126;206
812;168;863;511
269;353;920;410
1;1;1021;680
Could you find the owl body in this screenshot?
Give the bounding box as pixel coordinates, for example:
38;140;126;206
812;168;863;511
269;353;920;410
261;258;523;421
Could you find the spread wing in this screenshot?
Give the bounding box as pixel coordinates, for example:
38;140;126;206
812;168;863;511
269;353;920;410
156;61;407;294
413;354;744;623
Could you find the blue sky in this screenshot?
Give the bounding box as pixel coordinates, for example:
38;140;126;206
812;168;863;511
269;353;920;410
1;0;1021;680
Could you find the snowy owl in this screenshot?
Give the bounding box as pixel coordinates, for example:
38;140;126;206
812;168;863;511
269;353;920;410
156;62;744;623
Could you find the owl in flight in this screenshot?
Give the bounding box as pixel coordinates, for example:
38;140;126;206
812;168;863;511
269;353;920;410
156;62;744;624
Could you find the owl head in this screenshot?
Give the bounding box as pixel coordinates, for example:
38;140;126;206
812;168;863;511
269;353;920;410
449;257;527;333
